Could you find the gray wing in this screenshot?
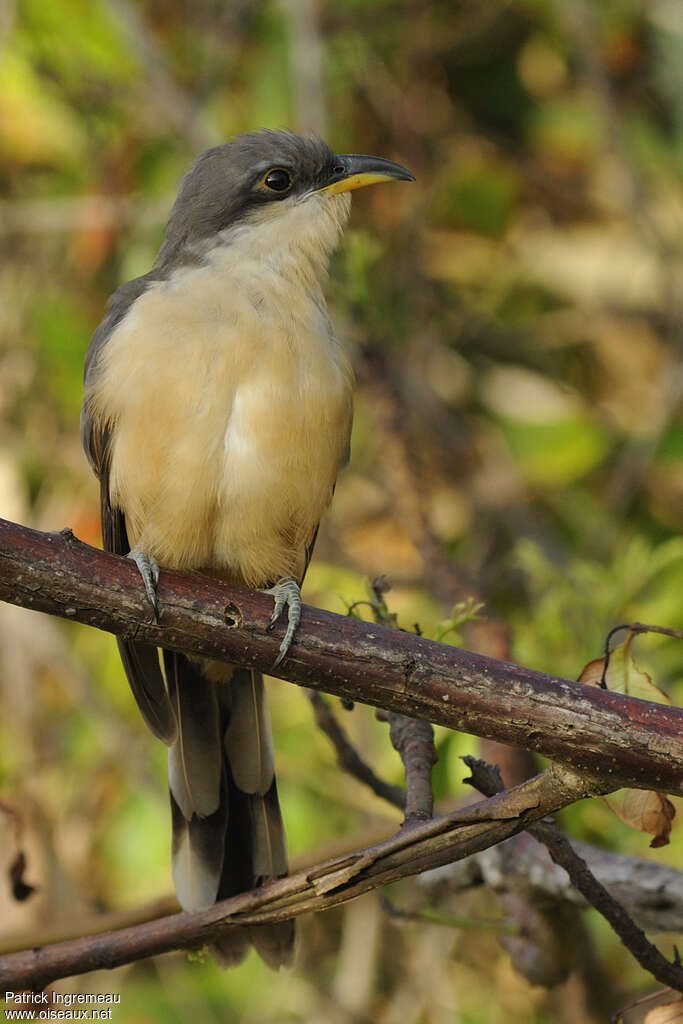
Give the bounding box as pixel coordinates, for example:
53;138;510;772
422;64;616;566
82;273;177;745
81;271;159;473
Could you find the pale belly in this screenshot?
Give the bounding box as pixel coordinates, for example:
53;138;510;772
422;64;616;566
95;266;353;587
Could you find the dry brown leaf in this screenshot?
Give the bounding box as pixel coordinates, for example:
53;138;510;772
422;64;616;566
577;634;671;704
604;790;675;848
577;654;607;687
644;1000;683;1024
579;634;676;844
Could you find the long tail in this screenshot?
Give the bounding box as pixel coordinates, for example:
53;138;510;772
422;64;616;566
164;651;295;968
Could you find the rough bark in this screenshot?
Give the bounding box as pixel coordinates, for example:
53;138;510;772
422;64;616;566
1;517;682;795
0;763;598;990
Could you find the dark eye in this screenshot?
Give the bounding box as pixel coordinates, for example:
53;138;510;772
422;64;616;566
263;168;292;192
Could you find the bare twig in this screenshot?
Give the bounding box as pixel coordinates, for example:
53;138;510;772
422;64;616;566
366;577;436;823
1;518;682;795
0;195;172;236
357;347;537;795
307;691;406;810
380;897;519;934
101;0;218;152
321;577;437;821
464;758;683;994
376;711;435;822
281;0;327;136
532;823;683;993
0;763;600;990
601;622;683;687
426;831;683;936
612;988;676;1023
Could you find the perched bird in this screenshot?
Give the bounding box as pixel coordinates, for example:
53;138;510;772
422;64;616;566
81;129;414;967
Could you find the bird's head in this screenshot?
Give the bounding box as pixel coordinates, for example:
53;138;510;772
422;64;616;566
157;129;414;270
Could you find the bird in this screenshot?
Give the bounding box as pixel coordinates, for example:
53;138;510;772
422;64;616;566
81;129;414;968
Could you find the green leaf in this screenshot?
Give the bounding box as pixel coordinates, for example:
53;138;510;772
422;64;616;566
499;415;609;485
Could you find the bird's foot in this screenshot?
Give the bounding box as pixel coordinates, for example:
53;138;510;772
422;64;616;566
265;577;302;669
128;549;160;621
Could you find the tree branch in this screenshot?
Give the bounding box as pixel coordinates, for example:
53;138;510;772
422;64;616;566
365;577;437;823
425;832;683;935
1;517;682;795
376;711;435;821
465;759;683;993
0;763;600;990
307;691;407;810
4;827;682;957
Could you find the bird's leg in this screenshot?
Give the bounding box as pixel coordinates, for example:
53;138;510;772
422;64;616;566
265;577;302;668
127;548;160;620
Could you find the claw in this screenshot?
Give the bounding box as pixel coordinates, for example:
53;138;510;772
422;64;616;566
268;592;287;630
264;577;302;668
128;549;160;621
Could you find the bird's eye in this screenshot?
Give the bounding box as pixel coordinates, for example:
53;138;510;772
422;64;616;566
262;168;293;193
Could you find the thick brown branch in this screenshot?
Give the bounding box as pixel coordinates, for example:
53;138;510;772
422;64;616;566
4;831;683;956
1;517;682;795
0;764;599;990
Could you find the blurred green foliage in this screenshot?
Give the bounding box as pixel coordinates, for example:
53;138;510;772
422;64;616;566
0;0;682;1021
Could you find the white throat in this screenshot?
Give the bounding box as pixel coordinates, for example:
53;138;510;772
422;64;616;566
211;191;352;290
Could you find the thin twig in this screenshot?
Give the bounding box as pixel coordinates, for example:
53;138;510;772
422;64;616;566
0;195;172;236
307;691;406;810
281;0;327;136
533;824;683;993
101;0;218;152
381;898;519;935
601;622;683;688
376;710;435;822
611;988;676;1024
367;578;436;822
464;757;683;993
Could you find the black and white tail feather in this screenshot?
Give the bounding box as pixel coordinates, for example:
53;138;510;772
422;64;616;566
165;652;293;968
85;453;294;968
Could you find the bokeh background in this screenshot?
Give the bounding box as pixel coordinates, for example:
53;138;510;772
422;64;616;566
1;1;682;1021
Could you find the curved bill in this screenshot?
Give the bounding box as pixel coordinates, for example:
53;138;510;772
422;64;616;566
317;153;415;195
